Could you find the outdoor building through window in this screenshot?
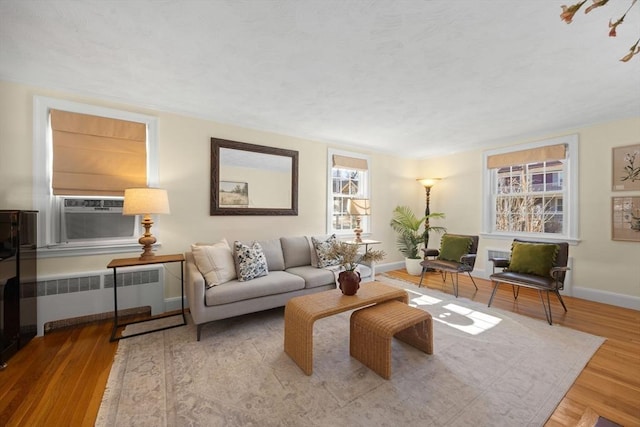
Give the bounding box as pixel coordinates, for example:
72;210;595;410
483;135;579;243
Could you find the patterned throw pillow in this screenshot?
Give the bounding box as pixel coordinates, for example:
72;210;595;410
233;241;269;282
311;234;340;268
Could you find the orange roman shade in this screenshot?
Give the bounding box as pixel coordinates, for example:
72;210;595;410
332;154;368;171
51;109;147;196
487;144;566;169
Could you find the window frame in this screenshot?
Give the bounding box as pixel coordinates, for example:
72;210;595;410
326;149;371;237
33;96;159;257
481;134;579;244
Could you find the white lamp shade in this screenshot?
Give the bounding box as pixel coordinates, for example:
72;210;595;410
123;188;170;215
347;198;370;216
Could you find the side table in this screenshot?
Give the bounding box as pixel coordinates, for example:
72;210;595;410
107;253;186;341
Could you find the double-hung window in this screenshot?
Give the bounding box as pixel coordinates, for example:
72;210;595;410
327;149;371;237
482;135;579;242
33;96;159;257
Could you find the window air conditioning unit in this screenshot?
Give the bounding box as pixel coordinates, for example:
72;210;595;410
58;197;138;244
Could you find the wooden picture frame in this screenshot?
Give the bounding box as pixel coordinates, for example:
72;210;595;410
612;196;640;242
612;144;640;191
219;181;249;207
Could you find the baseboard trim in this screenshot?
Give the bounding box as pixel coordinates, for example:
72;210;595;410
43;306;151;333
572;287;640;311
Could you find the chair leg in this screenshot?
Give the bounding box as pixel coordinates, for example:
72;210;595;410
450;272;459;297
538;290;553;325
488;280;500;307
418;266;426;287
512;285;520;300
554;290;568;312
466;272;478;290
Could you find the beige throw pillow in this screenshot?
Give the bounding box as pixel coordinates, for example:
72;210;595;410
191;238;237;288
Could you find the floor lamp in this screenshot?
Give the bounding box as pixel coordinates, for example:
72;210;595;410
416;178;440;251
123;187;171;260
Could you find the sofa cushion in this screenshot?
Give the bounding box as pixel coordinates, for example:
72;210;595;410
281;236;312;268
507;242;558;278
311;234;340;268
285;265;336;289
438;235;472;263
204;271;305;306
191;239;237;288
233;241;269;282
256;238;285;271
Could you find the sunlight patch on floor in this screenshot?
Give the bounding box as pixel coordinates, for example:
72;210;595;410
436;303;502;335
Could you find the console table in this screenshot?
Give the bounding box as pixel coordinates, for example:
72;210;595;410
107;253;186;341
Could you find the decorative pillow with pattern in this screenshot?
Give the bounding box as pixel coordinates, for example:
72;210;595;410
311;234;340;268
233;241;269;282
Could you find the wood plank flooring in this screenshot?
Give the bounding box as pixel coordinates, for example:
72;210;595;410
0;270;638;426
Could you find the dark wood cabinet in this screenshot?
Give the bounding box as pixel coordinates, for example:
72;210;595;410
1;210;37;368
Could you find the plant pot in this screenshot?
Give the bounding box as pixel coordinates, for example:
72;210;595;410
338;270;361;295
404;257;423;276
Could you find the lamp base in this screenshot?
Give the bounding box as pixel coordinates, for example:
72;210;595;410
138;216;157;260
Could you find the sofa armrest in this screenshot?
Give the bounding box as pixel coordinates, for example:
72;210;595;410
184;252;207;325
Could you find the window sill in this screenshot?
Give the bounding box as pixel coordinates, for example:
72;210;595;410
479;232;581;246
37;242;164;258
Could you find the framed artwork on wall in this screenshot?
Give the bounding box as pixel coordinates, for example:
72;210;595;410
612;196;640;242
219;181;249;207
612;144;640;191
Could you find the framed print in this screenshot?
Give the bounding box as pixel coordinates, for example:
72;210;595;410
612;144;640;191
612;196;640;242
219;181;249;207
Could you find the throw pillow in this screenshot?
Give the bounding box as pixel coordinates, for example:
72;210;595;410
191;239;237;288
233;241;269;282
507;242;558;278
311;234;340;268
438;235;472;262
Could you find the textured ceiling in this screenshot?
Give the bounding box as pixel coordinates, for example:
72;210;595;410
1;0;639;158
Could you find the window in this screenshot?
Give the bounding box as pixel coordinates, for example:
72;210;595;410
33;96;159;257
327;149;371;236
482;135;579;243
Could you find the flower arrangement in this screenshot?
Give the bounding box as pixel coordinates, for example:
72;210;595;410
621;150;640;182
325;241;386;272
560;0;640;62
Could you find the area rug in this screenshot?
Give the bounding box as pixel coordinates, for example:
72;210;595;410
96;276;604;427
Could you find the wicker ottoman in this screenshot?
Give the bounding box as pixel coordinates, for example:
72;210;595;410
350;300;433;379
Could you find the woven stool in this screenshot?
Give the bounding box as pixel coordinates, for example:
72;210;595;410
350;300;433;379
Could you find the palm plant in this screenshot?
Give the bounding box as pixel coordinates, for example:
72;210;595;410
390;205;446;259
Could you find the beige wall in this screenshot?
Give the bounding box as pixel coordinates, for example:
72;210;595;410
0;80;419;298
419;118;640;305
1;80;638;308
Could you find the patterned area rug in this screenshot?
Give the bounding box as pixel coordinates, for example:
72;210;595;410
96;276;604;426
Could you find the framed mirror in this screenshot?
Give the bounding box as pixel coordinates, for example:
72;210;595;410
211;138;299;215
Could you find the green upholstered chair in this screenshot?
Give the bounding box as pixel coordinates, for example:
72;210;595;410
418;234;479;297
488;239;570;325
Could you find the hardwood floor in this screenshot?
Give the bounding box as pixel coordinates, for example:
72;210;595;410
0;270;638;426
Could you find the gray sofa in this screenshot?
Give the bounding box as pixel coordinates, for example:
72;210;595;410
185;235;373;340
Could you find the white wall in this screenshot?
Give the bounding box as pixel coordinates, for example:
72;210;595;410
419;118;640;309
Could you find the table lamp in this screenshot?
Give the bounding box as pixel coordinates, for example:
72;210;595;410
347;198;370;243
123;187;170;260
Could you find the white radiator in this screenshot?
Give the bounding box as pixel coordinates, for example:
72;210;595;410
35;266;164;336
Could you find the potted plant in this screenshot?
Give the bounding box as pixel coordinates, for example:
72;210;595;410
390;205;445;275
326;241;386;295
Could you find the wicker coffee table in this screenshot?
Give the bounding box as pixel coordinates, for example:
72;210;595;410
284;281;408;375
